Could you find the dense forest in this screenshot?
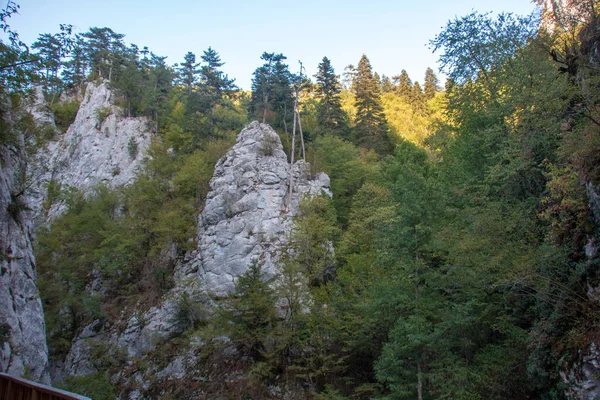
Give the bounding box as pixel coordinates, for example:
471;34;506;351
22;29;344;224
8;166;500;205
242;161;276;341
3;0;600;398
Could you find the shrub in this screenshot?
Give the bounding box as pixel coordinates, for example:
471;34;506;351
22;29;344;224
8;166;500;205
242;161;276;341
0;323;10;344
259;132;279;156
43;179;62;213
51;99;80;132
95;105;112;127
172;291;209;333
128;136;138;160
60;373;117;400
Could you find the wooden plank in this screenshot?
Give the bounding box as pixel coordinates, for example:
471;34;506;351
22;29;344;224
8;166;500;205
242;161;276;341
0;372;91;400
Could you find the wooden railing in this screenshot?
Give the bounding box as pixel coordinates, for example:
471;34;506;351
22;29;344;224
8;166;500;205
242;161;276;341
0;372;91;400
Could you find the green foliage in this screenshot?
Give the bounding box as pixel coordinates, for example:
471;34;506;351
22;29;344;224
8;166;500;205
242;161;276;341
289;196;339;283
172;291;209;333
218;262;278;361
42;178;61;213
249;52;293;127
24;5;600;399
50;98;80;132
127;136;138;159
61;373;118;400
315;56;348;137
353;55;392;155
95;105;112;126
310;134;379;227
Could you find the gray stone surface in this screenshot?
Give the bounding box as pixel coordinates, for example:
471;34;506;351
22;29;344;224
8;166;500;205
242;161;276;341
0;108;50;383
181;121;331;295
27;81;152;223
26;86;57;129
562;343;600;400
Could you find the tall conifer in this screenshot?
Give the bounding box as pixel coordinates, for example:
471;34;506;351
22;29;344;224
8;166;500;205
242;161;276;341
315;56;347;136
353;54;391;154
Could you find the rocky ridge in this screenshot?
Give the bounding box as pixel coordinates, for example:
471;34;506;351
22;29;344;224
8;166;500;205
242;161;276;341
27;81;152;223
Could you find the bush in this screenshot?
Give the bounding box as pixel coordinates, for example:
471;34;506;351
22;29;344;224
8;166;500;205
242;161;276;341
95;106;112;127
43;179;62;213
60;373;117;400
259;132;279;156
128;136;138;160
51;99;80;132
172;291;209;333
0;323;10;344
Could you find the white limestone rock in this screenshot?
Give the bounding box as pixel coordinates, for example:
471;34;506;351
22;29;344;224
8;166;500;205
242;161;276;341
26;86;56;129
27;81;152;222
0;117;49;383
181;121;331;295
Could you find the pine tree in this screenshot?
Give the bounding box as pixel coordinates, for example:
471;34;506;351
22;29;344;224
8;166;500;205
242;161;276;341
381;74;394;93
200;47;236;115
393;69;412;99
177;51;200;94
248;52;292;126
62;35;87;90
32;24;74;99
423;67;439;100
412;81;425;111
220;262;278;360
81;27;125;81
314;56;347;136
353;54;391;154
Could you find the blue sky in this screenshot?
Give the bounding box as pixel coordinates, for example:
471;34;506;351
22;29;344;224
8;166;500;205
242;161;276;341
9;0;538;89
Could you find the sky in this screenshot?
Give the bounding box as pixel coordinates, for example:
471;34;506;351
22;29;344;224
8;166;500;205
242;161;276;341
7;0;538;89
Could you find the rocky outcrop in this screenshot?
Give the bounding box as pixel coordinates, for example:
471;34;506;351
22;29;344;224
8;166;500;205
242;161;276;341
561;343;600;400
26;86;56;129
560;183;600;399
27;81;152;222
180;121;331;295
0;109;49;382
57;122;331;395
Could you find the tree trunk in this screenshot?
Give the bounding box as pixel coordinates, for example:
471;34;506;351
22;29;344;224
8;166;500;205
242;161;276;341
417;362;423;400
283;102;289;150
288;96;298;209
263;93;269;123
297;110;306;161
415;225;423;400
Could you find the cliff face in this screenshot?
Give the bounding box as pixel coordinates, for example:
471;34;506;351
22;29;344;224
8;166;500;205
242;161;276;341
0;105;49;383
57;122;331;397
181;121;331;295
27;81;152;222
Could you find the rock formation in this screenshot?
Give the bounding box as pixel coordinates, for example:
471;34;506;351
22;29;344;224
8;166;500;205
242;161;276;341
181;121;331;294
561;343;600;400
0;103;49;383
27;81;152;222
56;122;331;396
